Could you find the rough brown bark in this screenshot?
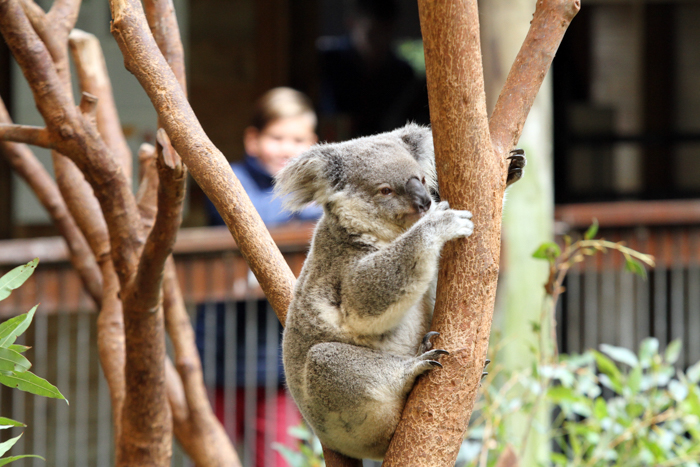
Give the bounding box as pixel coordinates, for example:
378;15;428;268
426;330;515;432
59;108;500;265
383;0;578;465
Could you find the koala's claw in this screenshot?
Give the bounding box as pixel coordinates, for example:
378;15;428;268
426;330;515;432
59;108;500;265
429;360;443;369
482;358;492;379
506;148;526;187
419;331;440;353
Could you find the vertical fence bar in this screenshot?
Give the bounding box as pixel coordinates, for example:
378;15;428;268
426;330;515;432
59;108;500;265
600;252;617;346
564;269;581;354
618;265;635;351
670;231;686;367
55;295;71;467
203;302;217;408
583;261;598;350
223;300;238;442
74;313;91;467
32;312;48;467
654;233;668;347
243;299;258;467
265;303;279;466
688;229;700;365
96;366;112;466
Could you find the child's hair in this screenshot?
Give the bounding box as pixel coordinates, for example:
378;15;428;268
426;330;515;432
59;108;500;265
250;87;317;131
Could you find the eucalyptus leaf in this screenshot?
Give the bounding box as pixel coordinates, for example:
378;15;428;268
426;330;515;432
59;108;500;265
600;343;639;368
0;348;31;373
0;434;21;458
0;259;38;302
0;370;66;402
0;305;38;348
0;455;45;466
625;257;647;279
639;338;659;368
7;346;29;354
584;219;599;240
532;242;561;261
665;339;682;365
0;418;24;429
687;360;700;384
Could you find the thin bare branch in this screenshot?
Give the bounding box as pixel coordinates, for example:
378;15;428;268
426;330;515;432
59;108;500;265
69;28;133;183
143;0;186;96
489;0;580;156
0;123;52;148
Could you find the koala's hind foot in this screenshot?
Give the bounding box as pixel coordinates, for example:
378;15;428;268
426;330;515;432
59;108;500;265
506;149;526;187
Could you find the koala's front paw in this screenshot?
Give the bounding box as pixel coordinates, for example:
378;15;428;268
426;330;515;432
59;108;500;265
427;201;474;241
506;148;526;187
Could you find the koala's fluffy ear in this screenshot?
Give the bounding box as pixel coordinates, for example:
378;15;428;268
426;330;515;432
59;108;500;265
394;123;439;199
274;144;338;212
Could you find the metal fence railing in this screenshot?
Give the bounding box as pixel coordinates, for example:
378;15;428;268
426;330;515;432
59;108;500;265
0;200;699;465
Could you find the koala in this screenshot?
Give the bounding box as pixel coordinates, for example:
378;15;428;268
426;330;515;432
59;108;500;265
275;123;524;460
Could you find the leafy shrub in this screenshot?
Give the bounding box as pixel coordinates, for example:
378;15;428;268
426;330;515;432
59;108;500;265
0;259;67;464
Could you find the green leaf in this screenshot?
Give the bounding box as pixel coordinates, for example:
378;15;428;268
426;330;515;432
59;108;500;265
0;370;66;402
0;418;24;430
593;397;608;419
0;259;38;302
0;348;31;373
687;360;700;384
593;351;623;392
0;434;21;458
0;305;38;348
666;339;682;365
0;455;44;466
584;219;599;240
532;242;561;261
628;365;642;394
625;257;647;280
600;343;639;368
640;338;659;368
7;346;28;354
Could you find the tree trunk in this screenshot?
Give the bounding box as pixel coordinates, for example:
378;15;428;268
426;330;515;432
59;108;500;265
384;0;579;465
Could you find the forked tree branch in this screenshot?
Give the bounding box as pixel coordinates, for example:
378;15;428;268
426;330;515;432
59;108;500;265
490;0;581;156
384;0;578;465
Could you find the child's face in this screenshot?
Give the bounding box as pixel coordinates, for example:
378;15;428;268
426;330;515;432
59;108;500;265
244;115;317;176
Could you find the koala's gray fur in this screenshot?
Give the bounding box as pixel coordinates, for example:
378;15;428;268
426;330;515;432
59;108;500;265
274;123;475;460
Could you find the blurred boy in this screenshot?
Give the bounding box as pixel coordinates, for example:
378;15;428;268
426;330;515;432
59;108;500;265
208;87;322;226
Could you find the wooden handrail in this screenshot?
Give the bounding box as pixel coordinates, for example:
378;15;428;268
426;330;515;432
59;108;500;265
556;200;700;229
0;222;317;266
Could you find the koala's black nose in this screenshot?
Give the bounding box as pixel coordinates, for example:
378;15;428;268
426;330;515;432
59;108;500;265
406;177;431;212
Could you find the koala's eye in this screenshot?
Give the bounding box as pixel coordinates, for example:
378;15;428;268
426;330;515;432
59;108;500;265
421;177;426;185
379;187;393;196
